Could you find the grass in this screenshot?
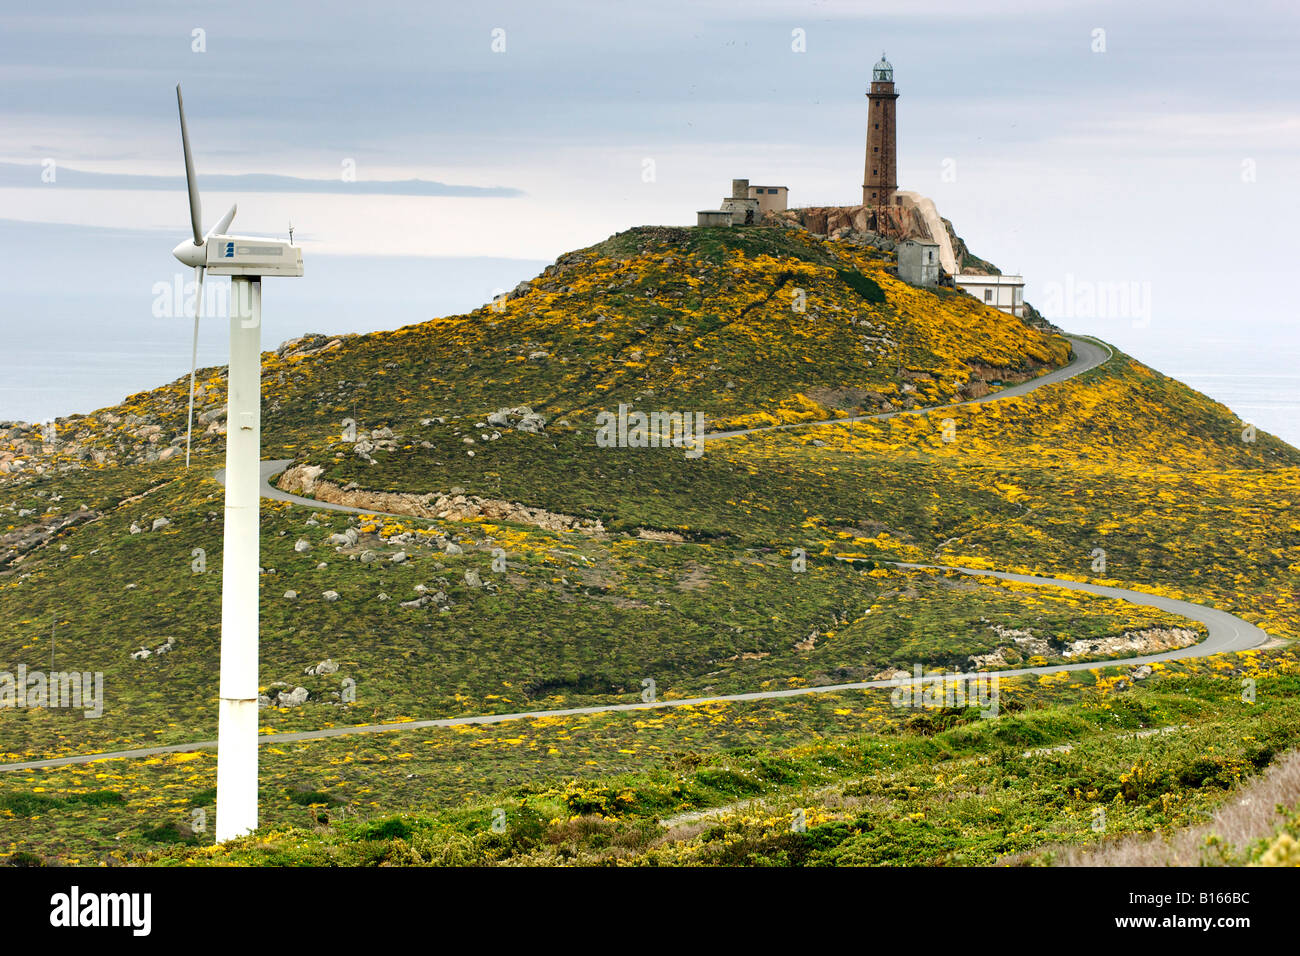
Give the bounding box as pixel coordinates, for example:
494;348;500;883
0;222;1295;866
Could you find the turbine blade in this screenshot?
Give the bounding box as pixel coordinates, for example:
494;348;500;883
208;202;237;238
185;265;204;468
176;84;203;245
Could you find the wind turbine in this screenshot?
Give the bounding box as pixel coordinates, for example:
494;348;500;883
170;84;303;842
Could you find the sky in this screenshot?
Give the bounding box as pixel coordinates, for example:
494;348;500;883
1;0;1297;442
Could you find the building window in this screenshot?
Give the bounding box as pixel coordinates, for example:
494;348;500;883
983;289;993;302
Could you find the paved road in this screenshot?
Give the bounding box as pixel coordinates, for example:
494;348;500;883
708;334;1111;440
0;334;1270;773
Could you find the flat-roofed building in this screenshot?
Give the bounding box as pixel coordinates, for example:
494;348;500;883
747;184;788;215
954;273;1025;317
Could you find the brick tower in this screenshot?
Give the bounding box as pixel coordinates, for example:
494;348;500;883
862;53;898;208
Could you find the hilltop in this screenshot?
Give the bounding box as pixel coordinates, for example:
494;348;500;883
1;221;1298;866
0;222;1068;479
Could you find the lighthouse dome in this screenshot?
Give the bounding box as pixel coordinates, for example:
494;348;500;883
872;53;893;82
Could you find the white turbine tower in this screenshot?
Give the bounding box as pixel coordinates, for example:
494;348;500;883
170;84;303;842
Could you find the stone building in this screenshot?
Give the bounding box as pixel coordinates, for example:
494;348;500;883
897;238;940;287
696;209;732;227
720;179;762;225
863;53;899;209
698;178;764;226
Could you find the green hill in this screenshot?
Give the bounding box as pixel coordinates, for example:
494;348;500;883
1;222;1297;866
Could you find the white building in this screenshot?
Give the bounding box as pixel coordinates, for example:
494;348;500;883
954;273;1025;317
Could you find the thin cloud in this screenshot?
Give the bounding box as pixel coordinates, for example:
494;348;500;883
0;162;523;197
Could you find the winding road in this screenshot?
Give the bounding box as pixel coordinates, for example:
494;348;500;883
0;335;1271;773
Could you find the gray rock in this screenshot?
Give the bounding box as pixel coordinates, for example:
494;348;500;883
322;590;340;602
151;517;170;531
294;538;312;552
464;570;483;588
276;686;309;707
390;551;408;564
444;542;463;556
284;590;298;600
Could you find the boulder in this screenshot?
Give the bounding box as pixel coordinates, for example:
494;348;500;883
276;687;309;707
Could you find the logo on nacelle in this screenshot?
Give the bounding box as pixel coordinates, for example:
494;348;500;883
224;241;235;257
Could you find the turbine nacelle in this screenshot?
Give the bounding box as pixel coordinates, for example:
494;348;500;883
203;234;304;277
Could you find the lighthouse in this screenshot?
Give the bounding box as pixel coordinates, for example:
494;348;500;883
863;53;899;208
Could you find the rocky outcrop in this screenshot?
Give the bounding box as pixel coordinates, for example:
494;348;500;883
485;406;547;434
276;333;356;360
968;625;1200;668
778;201;932;245
277;463;604;533
1062;627;1199;659
0;508;100;569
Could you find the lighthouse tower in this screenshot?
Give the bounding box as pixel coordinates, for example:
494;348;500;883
862;53;899;208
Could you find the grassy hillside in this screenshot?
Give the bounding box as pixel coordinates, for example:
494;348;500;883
0;222;1296;865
